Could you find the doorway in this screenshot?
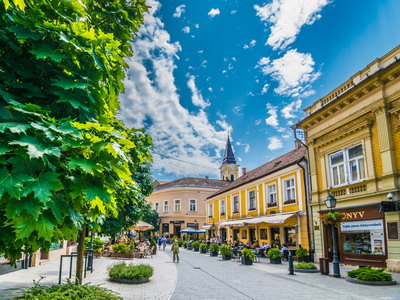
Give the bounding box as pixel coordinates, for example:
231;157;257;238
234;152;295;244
249;228;256;244
323;223;340;262
220;228;227;242
174;224;181;237
270;227;281;247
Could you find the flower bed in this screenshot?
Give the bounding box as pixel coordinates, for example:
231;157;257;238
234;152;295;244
294;262;319;273
108;262;153;284
345;267;396;285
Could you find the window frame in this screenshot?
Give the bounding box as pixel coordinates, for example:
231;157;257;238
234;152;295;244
220;199;226;216
232;195;239;214
208;204;213;218
174;199;181;212
248;189;257;211
163;200;168;213
189;199;197;212
283;177;296;205
266;183;277;208
154;202;159;213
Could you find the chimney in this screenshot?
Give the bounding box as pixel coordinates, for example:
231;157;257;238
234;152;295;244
205;176;209;179
242;168;247;176
295;139;302;149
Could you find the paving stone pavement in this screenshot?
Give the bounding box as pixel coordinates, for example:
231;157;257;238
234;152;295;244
169;248;400;300
0;249;177;300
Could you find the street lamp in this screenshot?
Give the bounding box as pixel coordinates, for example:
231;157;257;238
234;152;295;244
87;230;94;272
194;219;198;240
325;193;340;278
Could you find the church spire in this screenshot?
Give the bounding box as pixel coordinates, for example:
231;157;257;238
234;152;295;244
222;133;236;164
220;133;239;181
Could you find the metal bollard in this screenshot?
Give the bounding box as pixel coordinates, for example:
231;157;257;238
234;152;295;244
288;250;294;275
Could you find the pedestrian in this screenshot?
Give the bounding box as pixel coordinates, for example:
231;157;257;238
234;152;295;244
158;236;162;250
171;240;179;263
161;236;167;251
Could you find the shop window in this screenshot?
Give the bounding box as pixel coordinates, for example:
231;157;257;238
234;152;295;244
248;190;256;211
208;204;213;217
260;228;268;240
154;202;159;212
162;223;169;234
283;178;296;204
233;229;239;241
266;184;277;207
220;200;226;215
233;195;239;213
284;227;297;247
163;200;168;213
242;229;248;239
329;144;365;187
174;199;181;212
270;227;281;247
189;199;197;212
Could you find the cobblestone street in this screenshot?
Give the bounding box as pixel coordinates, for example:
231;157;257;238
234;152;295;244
169;248;400;300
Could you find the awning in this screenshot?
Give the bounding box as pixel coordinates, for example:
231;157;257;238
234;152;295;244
220;220;245;227
129;220;154;231
201;225;211;230
179;227;197;233
245;213;296;224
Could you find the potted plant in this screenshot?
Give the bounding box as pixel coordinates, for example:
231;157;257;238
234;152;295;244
346;266;397;285
177;239;183;247
294;261;319;273
199;243;207;254
220;244;232;260
192;241;200;252
266;248;282;264
183;241;188;249
187;241;192;250
210;243;219;256
85;237;105;257
296;247;309;262
109;262;153;284
320;212;344;227
241;248;254;265
111;243;133;259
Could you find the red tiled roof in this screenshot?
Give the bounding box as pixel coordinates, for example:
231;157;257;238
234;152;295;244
154;177;230;191
208;146;306;199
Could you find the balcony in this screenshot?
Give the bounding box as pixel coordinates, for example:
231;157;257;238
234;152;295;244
330;183;367;198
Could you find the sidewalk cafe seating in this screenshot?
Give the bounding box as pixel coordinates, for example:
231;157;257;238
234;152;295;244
253;248;261;263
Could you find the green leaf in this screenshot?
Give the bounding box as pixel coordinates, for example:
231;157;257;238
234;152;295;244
36;215;55;240
52;78;87;90
7;197;41;220
14;216;37;239
54;90;89;111
22;172;63;204
30;45;67;62
9;136;61;159
0;145;8;155
0;167;33;198
83;186;110;202
68;157;102;173
0;122;30;134
30;122;57;141
68;209;84;227
91;45;106;72
8;25;41;40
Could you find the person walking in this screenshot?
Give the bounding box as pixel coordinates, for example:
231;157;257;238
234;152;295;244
171;240;180;263
158;236;162;250
161;236;167;251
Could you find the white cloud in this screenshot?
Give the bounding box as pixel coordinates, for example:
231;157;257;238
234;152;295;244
232;57;236;61
182;26;190;34
243;44;249;49
261;83;269;95
208;8;220;17
281;99;302;118
119;0;227;177
194;24;200;29
257;49;320;97
231;10;237;14
268;137;283;150
187;75;210;109
265;103;279;127
244;144;250;153
255;119;262;126
254;0;330;50
201;60;207;68
248;91;255;96
233;105;244;116
197;50;204;54
208;87;213;92
250;40;257;47
173;4;186;18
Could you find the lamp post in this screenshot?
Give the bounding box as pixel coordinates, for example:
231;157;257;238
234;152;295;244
325;193;340;278
194;219;198;240
87;230;94;272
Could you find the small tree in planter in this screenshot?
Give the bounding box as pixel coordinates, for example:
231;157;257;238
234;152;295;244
210;243;219;256
296;247;309;262
199;243;207;254
192;241;200;252
112;243;133;258
266;248;282;264
85;237;105;257
241;248;254;265
177;239;183;247
183;241;188;249
220;244;232;260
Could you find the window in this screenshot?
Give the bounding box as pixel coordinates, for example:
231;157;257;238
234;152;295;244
174;199;181;212
220;200;225;215
242;229;248;239
248;190;256;210
284;227;297;247
329;145;365;187
260;228;268;240
266;184;277;207
283;178;296;204
154;202;159;212
208;204;213;217
163;200;168;213
233;195;239;213
189;199;197;212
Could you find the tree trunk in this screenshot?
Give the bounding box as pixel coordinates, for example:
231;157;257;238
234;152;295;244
75;224;87;284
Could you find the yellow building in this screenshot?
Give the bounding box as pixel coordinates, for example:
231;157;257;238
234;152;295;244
205;142;310;250
297;45;400;271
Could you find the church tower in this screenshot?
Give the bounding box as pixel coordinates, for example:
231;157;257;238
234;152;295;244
220;135;239;181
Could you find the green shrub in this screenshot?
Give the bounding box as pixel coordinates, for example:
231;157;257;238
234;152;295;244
295;247;308;258
347;266;392;282
199;243;207;251
242;248;255;260
294;262;317;269
84;237;105;252
13;281;121;300
191;241;200;249
210;243;219;252
108;262;153;280
112;243;130;254
266;248;282;259
220;244;232;256
182;241;188;245
177;239;183;246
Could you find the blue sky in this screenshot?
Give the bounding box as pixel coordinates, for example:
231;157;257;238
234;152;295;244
118;0;400;181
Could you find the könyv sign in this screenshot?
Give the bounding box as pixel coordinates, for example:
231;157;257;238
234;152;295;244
341;219;384;232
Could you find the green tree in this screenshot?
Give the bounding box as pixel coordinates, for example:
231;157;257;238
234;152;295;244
0;0;150;283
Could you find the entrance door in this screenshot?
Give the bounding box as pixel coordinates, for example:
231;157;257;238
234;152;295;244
270;227;281;247
249;228;256;244
220;228;227;242
323;223;340;262
233;229;239;242
174;224;181;237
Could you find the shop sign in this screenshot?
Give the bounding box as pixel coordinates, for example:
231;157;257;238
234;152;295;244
169;221;184;224
341;220;383;232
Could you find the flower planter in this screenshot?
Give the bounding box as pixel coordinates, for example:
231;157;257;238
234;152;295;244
93;252;102;258
241;256;253;265
110;278;150;284
111;253;134;259
298;256;310;263
294;268;319;273
222;255;231;261
269;257;282;264
194;248;199;252
345;276;397;286
183;244;187;249
200;249;207;254
210;251;218;257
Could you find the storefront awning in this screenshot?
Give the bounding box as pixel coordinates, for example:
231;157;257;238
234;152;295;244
220;220;245;227
245;213;296;224
201;225;211;230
